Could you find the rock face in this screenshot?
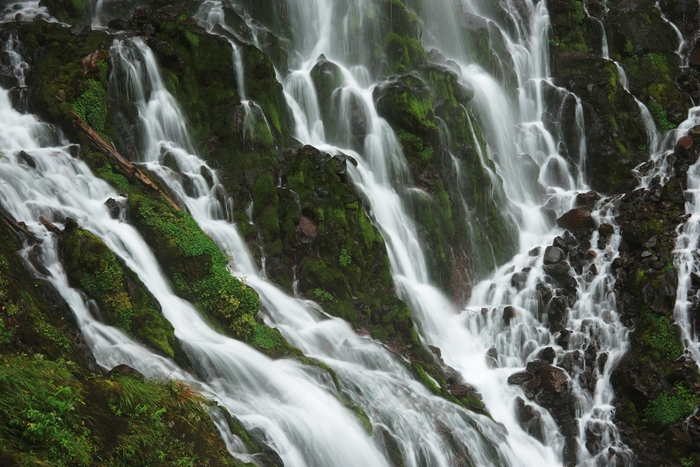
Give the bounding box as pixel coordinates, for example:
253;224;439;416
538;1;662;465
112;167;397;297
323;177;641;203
608;126;700;466
556;207;597;231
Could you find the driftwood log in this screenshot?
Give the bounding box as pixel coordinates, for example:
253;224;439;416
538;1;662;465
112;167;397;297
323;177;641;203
72;111;181;211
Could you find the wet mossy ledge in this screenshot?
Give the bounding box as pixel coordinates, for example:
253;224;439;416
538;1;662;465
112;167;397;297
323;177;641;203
0;217;256;467
126;194;260;339
59;219;189;367
16;0;501;412
547;0;690;194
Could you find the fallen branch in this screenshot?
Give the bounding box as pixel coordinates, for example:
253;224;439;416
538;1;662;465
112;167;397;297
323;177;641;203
71;112;181;211
0;205;40;244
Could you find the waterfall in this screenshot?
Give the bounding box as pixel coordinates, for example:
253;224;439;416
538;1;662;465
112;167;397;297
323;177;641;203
108;35;541;467
5;0;700;464
0;1;56;23
275;0;640;464
0;46;398;467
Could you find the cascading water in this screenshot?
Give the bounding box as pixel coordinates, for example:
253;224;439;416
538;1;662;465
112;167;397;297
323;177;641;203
0;43;399;467
108;34;560;467
275;0;640;464
0;1;56;23
5;0;699;464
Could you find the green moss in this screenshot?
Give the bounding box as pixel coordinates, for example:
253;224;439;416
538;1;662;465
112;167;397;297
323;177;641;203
644;383;699;425
250;323;284;351
639;309;684;360
648;100;676;133
411;362;440;395
383;32;427;74
61;222;186;362
127;194;260;340
351;406;373;435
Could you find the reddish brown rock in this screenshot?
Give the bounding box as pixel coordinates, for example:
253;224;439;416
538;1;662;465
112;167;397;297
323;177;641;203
556;207;597;230
540;365;568;393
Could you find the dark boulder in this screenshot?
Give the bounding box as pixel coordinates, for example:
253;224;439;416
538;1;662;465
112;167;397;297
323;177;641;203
557;207;597;230
543;246;566;265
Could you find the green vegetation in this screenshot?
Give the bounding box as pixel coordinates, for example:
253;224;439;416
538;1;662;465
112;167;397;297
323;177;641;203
0;356;252;466
72;79;107;132
339;249;352;267
128;194;260;340
648;100;676;133
313;288;335;302
639;309;683;361
644;383;699;425
61;221;187;364
0;355;92;466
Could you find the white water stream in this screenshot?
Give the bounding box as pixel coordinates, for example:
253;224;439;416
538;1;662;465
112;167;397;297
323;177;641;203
276;0;636;465
109;35;541;467
5;0;700;464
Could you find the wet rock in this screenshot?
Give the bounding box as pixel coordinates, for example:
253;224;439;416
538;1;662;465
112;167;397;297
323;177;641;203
548;296;569;332
69;24;91;36
17;150;36;168
108;18;128;30
544;246;566;264
556;329;571;350
511;271;529;289
200;166;214;187
598;223;614;238
540;365;568;393
529;246;541;256
104;198;121;219
503;306;517;325
543;261;571;280
516;397;545;443
675;135;694;158
691;47;700;69
508;371;535;385
575;191;601;208
486;347;498;368
557;207;597;230
538;347;556;364
563;436;579;466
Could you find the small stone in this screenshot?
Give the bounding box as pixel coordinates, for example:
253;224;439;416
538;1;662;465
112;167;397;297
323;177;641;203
538;347;556;364
529;246;541;256
587;249;597;258
641;251;653;258
544;246;566;265
503;306;516;325
643;236;658;249
507;371;534;385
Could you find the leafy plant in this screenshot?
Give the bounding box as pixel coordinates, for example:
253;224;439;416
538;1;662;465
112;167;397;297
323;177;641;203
644;383;699;425
648;100;676;133
313;288;334;302
72;79;107;132
339;248;352;267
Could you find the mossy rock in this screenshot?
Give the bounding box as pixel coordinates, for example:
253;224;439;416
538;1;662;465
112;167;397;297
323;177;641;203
39;0;89;24
126;194;260;340
382;32;427;75
310;58;345;142
0;355;254;466
0;221;83;364
60;219;189;367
